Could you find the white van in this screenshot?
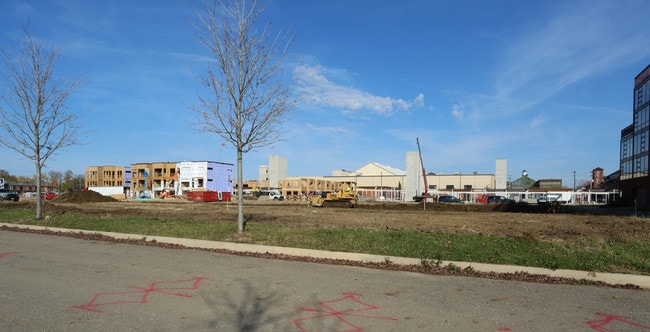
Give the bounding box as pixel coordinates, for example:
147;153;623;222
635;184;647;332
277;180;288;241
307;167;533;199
268;191;284;201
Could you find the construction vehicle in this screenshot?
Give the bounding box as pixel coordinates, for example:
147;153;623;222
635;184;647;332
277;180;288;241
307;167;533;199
412;137;431;202
310;181;358;208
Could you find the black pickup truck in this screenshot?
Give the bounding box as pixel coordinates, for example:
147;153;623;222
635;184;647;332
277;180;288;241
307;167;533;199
0;189;20;201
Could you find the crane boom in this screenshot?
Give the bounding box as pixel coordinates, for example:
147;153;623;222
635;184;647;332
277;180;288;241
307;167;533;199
416;137;428;197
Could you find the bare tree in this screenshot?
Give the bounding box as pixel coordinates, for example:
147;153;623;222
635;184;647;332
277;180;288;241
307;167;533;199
48;170;63;191
62;169;75;188
192;0;294;233
0;26;84;219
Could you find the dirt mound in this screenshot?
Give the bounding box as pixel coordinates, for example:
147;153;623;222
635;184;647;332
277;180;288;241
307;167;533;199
54;190;118;203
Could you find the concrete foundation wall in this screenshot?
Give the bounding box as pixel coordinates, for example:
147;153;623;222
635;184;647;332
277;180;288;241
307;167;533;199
268;155;287;188
405;151;421;201
496;159;507;190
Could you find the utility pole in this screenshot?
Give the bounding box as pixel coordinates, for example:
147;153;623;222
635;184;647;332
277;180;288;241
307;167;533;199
573;171;576;191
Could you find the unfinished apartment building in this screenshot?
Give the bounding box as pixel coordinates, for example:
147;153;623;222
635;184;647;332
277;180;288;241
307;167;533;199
131;162;177;197
85;166;130;188
277;177;344;200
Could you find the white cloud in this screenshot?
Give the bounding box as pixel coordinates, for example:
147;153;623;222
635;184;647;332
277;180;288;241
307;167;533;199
497;2;645;102
293;64;424;115
414;93;424;108
459;1;650;123
451;104;464;121
304;123;354;134
529;114;545;129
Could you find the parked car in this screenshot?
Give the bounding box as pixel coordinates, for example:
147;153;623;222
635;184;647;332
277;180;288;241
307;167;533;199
537;195;560;204
41;192;59;200
438;195;463;203
0;189;20;201
487;195;515;204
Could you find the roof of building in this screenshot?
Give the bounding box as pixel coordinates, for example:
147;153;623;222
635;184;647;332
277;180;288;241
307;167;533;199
354;162;405;176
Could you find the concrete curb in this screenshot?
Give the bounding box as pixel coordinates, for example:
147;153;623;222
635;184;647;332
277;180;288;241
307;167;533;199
2;223;649;289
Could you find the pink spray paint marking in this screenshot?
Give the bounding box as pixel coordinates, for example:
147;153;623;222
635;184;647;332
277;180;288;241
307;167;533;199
293;292;398;332
585;312;650;331
71;276;208;313
0;252;17;259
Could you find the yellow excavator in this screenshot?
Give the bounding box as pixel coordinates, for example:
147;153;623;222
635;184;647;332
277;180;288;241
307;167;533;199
310;181;358;208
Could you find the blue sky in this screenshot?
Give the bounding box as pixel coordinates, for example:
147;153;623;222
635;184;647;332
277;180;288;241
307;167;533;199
1;0;648;186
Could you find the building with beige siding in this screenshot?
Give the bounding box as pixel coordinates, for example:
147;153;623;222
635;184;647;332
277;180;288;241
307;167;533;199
85;165;131;198
269;161;495;202
130;162;177;198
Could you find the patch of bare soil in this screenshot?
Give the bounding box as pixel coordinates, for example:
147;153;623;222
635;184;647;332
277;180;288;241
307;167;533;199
15;198;646;243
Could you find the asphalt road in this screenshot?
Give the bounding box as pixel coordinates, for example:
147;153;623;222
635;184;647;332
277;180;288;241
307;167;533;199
1;230;649;331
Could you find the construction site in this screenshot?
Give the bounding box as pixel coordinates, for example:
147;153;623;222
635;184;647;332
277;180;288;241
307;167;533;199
3;190;647;256
83;137;619;206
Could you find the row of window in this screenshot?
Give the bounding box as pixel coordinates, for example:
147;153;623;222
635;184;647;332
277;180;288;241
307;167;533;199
635;80;650;109
621;128;650;159
621;136;633;159
634;105;649;131
428;184;473;190
635;130;648;155
620;155;649;180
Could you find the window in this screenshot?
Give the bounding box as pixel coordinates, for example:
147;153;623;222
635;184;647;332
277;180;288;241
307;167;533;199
445;185;455;190
634;131;649;155
635;105;649;131
634;81;650;109
637;88;643;109
621;137;633;159
621;160;633;180
464;185;473;190
635;155;649;178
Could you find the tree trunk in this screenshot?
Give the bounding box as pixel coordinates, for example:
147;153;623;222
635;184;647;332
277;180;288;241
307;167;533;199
35;163;42;219
237;147;245;233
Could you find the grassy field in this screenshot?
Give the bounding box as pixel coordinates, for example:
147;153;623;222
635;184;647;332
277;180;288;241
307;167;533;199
2;205;648;276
